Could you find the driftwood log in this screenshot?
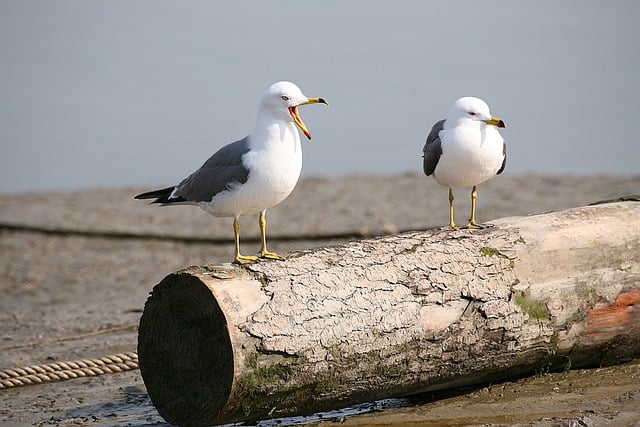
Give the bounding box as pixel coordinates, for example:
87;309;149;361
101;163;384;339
138;202;640;426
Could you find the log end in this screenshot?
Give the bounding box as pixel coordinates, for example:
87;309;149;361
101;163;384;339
138;272;233;426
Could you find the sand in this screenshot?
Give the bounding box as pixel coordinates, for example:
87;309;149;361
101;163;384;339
1;172;639;426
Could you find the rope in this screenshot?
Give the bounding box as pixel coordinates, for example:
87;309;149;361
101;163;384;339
0;352;138;390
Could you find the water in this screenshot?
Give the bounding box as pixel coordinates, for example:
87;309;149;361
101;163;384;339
1;0;638;193
61;383;414;427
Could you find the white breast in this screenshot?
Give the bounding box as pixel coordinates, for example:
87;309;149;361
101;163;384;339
198;123;303;217
433;126;504;188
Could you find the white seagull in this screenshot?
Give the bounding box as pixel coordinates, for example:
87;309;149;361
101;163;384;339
422;97;506;229
136;81;328;263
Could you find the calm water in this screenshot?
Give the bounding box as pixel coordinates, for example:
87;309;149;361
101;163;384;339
1;0;639;193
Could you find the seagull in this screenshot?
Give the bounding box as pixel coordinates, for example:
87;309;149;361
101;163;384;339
135;81;328;264
422;97;506;229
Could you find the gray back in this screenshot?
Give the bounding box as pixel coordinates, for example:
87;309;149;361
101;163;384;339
173;136;251;202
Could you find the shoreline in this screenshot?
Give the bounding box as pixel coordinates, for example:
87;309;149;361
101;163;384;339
1;172;640;426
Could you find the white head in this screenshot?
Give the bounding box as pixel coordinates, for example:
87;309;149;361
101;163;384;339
258;81;328;140
447;96;506;129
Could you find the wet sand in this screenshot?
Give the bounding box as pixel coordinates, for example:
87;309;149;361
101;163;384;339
1;172;639;426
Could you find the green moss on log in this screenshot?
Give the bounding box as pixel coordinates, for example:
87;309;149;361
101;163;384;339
514;292;549;321
479;246;501;257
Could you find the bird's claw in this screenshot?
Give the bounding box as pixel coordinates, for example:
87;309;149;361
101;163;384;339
260;250;284;260
234;254;259;265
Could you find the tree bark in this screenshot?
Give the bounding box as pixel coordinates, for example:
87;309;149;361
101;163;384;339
137;202;640;426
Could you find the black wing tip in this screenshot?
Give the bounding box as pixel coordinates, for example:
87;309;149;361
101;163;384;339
134;186;184;204
134;192;154;200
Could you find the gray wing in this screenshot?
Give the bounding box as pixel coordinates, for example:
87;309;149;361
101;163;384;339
422;119;445;176
497;141;507;175
173;136;251;202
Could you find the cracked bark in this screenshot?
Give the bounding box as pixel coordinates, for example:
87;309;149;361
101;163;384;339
137;202;640;426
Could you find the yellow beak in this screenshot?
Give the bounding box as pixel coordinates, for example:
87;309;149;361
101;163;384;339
288;97;329;140
484;116;506;128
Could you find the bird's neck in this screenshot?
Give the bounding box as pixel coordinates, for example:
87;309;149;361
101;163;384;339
252;112;301;148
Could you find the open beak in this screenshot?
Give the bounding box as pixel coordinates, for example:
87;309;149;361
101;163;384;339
289;97;329;140
484;116;506;128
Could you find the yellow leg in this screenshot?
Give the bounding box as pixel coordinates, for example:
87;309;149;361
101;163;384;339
259;211;282;260
464;186;482;229
233;217;257;264
448;188;457;228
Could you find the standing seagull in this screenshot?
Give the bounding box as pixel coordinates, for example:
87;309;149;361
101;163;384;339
422;97;506;229
135;81;328;263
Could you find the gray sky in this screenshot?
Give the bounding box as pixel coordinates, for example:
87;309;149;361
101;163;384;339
1;0;638;192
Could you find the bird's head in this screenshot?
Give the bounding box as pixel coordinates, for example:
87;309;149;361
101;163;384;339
449;96;506;128
260;81;328;140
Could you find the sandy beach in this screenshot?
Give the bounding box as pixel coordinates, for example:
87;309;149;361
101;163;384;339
1;172;639;426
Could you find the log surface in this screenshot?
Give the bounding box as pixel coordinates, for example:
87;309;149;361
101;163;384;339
138;202;640;426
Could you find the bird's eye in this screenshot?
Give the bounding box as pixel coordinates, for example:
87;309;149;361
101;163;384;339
281;95;290;101
469;112;476;116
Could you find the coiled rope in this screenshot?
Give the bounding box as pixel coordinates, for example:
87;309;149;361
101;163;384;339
0;352;138;390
